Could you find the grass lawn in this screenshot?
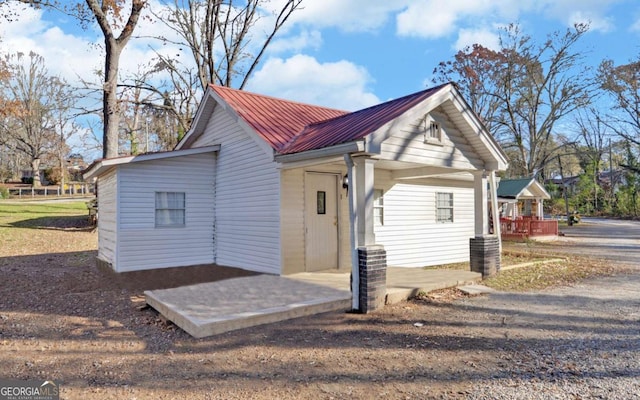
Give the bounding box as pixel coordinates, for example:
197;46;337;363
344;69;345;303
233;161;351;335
0;201;97;257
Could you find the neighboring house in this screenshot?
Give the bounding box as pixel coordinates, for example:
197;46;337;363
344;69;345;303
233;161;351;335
84;83;508;302
497;178;557;240
497;178;551;220
546;175;580;196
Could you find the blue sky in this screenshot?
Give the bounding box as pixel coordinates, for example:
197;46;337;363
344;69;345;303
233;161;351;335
1;0;639;113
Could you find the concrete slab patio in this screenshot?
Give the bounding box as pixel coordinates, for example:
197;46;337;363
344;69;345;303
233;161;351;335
145;268;482;338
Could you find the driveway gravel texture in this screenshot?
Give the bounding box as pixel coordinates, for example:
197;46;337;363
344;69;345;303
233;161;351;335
1;212;639;399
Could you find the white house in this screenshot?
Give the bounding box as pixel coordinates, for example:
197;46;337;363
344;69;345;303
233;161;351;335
84;83;508;310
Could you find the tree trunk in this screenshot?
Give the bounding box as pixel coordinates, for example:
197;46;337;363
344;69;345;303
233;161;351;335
103;40;122;159
31;158;41;188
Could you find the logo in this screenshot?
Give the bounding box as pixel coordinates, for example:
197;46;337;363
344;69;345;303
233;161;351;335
0;379;59;400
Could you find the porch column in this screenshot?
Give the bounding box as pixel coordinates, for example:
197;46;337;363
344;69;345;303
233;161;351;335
470;170;501;278
488;170;501;253
345;155;386;313
354;156;376;246
472;171;489;236
537;199;544;220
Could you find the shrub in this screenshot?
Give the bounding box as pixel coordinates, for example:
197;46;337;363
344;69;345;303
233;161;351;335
0;186;9;199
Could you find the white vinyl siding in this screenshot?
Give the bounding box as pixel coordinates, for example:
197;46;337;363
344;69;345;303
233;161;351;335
192;105;281;274
374;170;474;267
116;152;215;272
379;108;485;170
97;169;117;265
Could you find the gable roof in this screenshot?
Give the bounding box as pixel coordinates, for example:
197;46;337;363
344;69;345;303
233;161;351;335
177;83;508;171
498;178;550;200
278;83;448;154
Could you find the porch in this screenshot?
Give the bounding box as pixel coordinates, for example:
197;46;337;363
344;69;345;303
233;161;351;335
145;267;481;338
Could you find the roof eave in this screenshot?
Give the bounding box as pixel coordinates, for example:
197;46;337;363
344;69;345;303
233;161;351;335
83;145;220;180
274;140;366;164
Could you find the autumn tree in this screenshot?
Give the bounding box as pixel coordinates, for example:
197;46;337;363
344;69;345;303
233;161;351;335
1;0;147;159
434;24;594;179
0;52;70;187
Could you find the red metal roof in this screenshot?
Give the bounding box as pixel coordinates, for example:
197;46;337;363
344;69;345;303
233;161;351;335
279;84;447;154
210;83;449;155
210;85;348;150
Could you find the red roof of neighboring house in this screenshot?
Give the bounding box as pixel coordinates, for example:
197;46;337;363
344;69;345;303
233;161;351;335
210;85;348;150
210;83;449;155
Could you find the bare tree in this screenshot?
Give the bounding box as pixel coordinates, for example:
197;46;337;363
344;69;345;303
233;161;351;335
111;0;303;151
154;0;303;91
0;52;67;187
599;58;640;146
2;0;147;159
434;24;594;178
118;59;199;150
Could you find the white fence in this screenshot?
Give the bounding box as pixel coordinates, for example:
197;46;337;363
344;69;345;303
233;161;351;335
7;184;94;198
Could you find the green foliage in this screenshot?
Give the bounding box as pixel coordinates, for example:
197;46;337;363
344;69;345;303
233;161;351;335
0;186;9;199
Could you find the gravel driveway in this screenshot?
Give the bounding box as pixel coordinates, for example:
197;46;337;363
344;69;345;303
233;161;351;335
459;273;640;399
2;213;640;399
550;217;640;264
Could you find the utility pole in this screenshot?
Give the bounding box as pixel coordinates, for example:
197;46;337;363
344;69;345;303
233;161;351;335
558;155;572;226
609;138;614;201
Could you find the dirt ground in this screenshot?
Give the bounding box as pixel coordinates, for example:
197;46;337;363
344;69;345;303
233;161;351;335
0;210;637;399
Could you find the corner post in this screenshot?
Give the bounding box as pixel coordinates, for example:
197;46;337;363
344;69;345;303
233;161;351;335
470;170;500;277
347;155;386;313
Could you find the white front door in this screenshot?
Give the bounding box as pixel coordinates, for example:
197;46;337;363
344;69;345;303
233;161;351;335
305;173;339;271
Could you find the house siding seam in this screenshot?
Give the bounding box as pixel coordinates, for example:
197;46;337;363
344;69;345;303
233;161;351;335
192;104;281;274
212;151;218;264
115;153;216;272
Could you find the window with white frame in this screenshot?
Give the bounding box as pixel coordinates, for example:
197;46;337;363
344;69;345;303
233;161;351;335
373;189;384;226
155;192;185;227
436;192;454;223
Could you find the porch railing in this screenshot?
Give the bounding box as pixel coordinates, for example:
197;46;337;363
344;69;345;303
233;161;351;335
500;217;558;239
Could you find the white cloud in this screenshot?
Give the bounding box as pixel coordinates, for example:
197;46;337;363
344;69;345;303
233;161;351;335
567;10;613;32
269;30;323;54
454;27;501;51
0;7;101;84
396;0;515;39
283;0;407;32
535;0;625;30
394;0;625;38
246;54;380;110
